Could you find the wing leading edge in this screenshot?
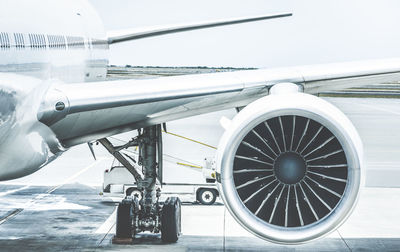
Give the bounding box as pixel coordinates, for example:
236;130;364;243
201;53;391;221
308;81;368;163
107;12;292;44
39;58;400;147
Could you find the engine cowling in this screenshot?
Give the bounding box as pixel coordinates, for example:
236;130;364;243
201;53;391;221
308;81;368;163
217;83;363;244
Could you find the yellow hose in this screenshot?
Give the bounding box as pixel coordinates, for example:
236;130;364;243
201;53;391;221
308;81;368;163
162;130;217;149
176;162;203;169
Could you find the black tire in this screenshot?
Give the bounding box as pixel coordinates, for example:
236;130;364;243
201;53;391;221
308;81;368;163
115;202;132;238
161;197;181;243
198;188;217;205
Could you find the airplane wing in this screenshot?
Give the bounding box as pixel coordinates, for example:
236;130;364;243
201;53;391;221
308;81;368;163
38;58;400;147
107;13;292;44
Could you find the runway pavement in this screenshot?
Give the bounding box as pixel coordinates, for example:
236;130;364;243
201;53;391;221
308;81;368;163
0;183;399;251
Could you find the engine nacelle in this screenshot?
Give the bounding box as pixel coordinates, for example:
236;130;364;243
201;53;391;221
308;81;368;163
217;83;363;244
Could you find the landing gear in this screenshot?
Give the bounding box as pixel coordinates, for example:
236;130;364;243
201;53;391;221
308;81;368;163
125;187;142;200
115;200;134;239
99;125;181;243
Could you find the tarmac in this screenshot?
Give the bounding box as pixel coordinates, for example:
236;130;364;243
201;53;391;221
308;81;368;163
0;67;399;251
0;184;399;251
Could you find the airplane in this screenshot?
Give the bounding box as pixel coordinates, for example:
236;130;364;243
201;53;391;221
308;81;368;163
1;0;400;245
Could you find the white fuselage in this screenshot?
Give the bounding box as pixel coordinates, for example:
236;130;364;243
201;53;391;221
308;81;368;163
0;0;108;180
0;0;108;83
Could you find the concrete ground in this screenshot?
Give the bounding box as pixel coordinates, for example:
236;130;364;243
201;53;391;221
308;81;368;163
0;184;399;251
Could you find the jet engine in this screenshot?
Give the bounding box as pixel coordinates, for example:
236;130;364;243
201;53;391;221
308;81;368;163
217;83;363;244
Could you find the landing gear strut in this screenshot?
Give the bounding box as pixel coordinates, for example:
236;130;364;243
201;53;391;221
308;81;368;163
99;125;181;243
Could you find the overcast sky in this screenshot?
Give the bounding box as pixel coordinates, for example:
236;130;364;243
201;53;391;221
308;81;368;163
89;0;400;68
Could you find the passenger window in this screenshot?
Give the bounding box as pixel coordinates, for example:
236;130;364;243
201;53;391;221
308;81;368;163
14;33;25;49
0;32;10;49
29;34;38;49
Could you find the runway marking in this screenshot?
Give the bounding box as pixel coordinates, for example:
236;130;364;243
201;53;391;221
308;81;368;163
0;158;106;225
95;206;117;234
0;185;30;197
0;209;23;225
97;207;117;246
337;229;352;252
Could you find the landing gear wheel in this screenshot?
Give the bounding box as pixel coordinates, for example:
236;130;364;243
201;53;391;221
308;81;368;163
115;202;133;238
126;187;143;201
198;188;217;205
161;197;181;243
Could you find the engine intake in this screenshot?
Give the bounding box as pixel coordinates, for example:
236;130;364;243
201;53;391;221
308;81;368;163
217;83;363;244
